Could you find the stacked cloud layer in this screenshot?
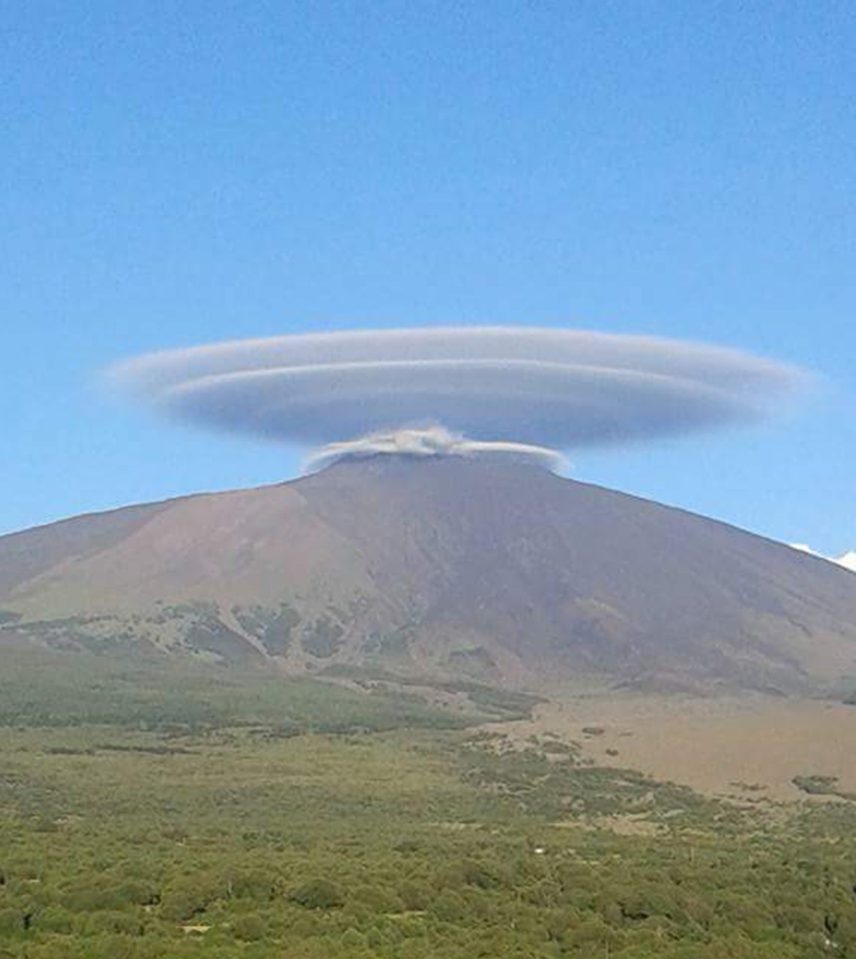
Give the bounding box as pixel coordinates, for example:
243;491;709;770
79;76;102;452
110;327;804;466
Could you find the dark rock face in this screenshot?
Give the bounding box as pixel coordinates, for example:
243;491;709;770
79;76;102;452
1;456;855;693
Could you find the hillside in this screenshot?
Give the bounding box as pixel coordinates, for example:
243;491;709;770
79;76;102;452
1;457;855;693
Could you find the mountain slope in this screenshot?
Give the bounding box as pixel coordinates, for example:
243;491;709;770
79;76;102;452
1;457;854;692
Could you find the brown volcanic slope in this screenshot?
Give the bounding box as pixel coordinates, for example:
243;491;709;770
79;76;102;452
1;456;855;692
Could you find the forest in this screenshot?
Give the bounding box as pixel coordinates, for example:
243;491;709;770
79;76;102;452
2;648;856;958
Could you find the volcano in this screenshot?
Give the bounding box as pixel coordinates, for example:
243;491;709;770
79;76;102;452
1;457;854;693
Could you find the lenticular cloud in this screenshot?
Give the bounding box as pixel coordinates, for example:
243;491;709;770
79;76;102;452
110;327;803;466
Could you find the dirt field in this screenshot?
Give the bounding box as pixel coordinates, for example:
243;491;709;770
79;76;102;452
499;693;856;802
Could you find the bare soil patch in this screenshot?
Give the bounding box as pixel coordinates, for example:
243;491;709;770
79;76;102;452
495;693;856;802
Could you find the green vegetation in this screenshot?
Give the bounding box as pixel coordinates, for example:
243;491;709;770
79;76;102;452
447;646;496;674
2;649;856;957
300;614;345;658
231;603;301;656
321;664;544;721
0;650;472;732
793;774;856;801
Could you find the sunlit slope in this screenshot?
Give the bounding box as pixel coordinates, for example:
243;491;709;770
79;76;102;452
1;457;855;691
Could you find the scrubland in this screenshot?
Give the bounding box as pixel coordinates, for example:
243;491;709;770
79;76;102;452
2;650;856;958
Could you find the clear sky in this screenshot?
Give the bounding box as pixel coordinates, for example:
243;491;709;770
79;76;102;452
2;2;854;554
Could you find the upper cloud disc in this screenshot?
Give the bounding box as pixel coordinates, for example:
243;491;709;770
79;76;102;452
110;327;804;453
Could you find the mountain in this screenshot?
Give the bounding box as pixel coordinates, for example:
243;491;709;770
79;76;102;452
1;456;855;694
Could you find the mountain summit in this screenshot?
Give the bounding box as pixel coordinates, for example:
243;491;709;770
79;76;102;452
1;457;854;693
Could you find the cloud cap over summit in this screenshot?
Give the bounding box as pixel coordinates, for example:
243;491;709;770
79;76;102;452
110;327;804;455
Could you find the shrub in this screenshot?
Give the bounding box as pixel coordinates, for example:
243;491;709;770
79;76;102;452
232;913;266;941
289;879;345;910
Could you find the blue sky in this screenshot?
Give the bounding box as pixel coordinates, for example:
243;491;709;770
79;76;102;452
2;1;854;554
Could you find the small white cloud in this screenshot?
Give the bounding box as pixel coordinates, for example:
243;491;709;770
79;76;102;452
789;543;856;574
304;425;566;472
789;543;819;557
